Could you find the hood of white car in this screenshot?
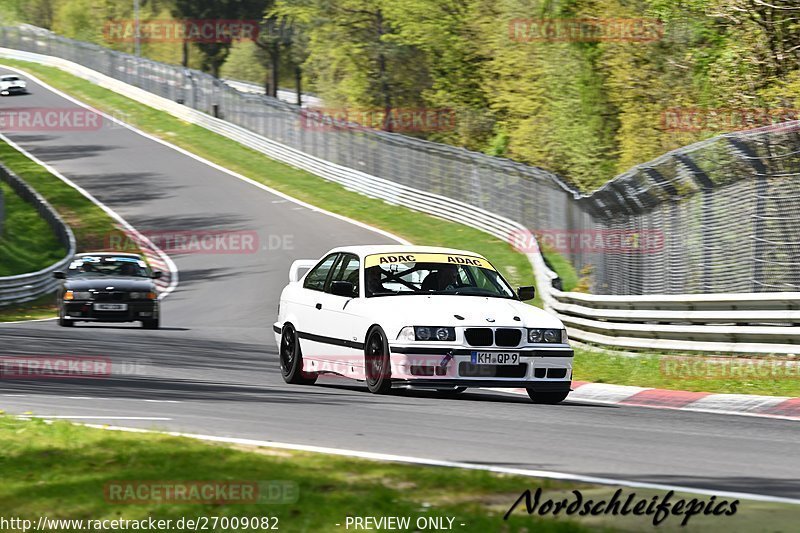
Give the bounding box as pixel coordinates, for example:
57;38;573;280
363;294;563;329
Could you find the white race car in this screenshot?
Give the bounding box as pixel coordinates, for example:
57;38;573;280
0;74;27;96
273;246;573;404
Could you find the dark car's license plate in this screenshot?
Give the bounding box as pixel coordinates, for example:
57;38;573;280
93;303;127;311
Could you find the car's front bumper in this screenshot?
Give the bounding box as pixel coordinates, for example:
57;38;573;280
0;86;26;94
63;301;158;322
387;344;573;387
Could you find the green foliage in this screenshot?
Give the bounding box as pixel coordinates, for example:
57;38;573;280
13;0;800;191
219;40;268;83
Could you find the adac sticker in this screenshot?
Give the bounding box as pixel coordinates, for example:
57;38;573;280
365;253;495;270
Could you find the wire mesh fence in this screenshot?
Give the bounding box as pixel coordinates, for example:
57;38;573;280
2;25;798;295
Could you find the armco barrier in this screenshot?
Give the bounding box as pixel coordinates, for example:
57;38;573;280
0;160;75;306
2;45;799;353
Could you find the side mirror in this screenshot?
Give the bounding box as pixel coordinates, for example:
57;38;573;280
53;271;66;279
330;280;356;298
517;286;536;301
151;271;163;279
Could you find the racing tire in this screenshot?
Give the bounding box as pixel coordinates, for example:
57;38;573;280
526;389;569;404
364;327;392;394
142;318;160;329
280;324;317;385
58;315;74;327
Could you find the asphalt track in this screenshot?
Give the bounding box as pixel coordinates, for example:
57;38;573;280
0;72;798;502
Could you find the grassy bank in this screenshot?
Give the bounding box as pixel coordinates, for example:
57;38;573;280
2;416;796;533
573;346;800;397
0;179;64;276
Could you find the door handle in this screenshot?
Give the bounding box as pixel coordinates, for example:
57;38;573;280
315;303;322;310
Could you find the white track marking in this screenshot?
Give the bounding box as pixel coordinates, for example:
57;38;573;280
1;394;179;403
492;388;800;422
67;422;800;505
18;416;171;420
0;317;57;324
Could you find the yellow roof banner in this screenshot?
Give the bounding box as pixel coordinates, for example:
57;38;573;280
365;253;495;270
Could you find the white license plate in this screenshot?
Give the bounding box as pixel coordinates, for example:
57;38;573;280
471;351;519;365
94;303;127;311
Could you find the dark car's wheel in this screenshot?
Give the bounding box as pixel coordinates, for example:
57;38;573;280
58;315;74;327
526;389;570;404
365;327;392;394
142;318;160;329
279;324;317;385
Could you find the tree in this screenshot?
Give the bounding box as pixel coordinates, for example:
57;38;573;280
172;0;270;76
275;0;429;129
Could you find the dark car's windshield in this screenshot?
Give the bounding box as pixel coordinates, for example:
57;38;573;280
364;253;515;298
66;256;150;278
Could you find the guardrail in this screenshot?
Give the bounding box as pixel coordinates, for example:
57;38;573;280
0;161;75;307
220;79;322;108
2;44;799;353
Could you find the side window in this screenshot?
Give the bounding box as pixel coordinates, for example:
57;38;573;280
303;254;339;292
328;254;360;296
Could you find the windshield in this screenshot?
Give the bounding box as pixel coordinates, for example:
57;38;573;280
1;76;20;82
364;253;516;298
66;256;150;278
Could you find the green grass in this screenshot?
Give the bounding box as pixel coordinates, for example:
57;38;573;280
0;416;589;532
3;416;797;533
0;292;57;322
541;246;580;292
573;345;800;397
0;180;65;276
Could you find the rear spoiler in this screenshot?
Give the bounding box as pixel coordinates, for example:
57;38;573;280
289;260;317;282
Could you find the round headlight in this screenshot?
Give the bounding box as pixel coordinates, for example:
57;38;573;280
435;327;450;341
528;329;543;343
416;327;431;340
544;329;559;342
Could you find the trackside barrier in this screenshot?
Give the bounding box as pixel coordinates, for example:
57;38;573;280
2;43;799;353
0;161;75;306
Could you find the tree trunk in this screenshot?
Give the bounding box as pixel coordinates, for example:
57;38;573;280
376;10;392;132
295;64;302;107
270;45;280;98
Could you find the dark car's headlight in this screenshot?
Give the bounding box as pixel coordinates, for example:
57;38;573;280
64;291;92;300
397;326;456;342
130;291;157;300
527;328;566;343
